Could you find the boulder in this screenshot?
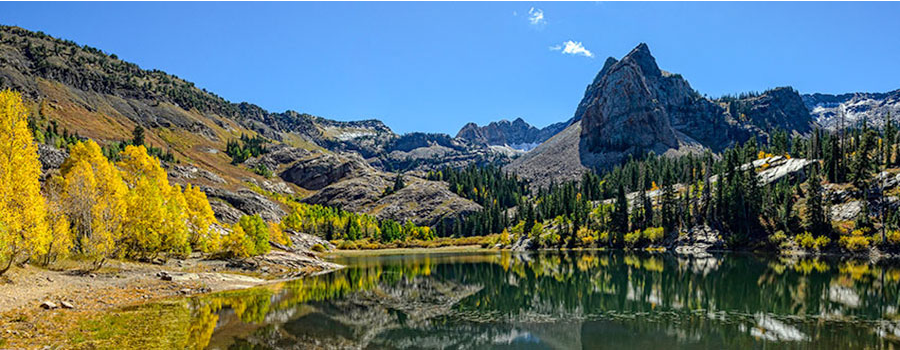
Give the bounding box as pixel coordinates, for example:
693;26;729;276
668;225;726;257
39;301;57;309
831;201;863;222
510;235;535;251
37;143;67;178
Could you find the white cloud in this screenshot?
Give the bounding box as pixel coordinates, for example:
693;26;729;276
550;40;594;58
528;7;545;25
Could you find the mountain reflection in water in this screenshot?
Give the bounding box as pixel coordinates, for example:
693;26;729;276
148;251;900;349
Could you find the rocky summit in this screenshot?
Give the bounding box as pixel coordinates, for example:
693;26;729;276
456;117;570;151
804;89;900;130
507;43;817;187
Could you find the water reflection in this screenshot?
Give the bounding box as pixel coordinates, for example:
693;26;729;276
171;252;900;349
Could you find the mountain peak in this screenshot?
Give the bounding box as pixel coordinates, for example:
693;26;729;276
621;43;661;77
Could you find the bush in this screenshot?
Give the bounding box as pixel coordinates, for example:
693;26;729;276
796;232;830;251
642;227;665;243
887;230;900;245
839;229;871;252
769;230;788;245
624;230;641;247
576;227;597;247
336;240;358;250
598;231;611;244
310;244;327;253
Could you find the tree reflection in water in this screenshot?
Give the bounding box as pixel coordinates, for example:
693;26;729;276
110;251;900;349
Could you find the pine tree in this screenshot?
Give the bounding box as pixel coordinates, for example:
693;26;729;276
612;184;629;235
132;125;145;146
805;165;829;236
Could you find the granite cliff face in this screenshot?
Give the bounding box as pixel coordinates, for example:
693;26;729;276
456;117;569;151
507;43;815;187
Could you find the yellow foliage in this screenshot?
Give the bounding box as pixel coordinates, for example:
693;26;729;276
225;223;253;258
576;227;597;247
61;140;128;264
795;231;830;251
642;227;665;242
650;181;659;192
118;145;190;258
839;229;871;252
40;186;74;266
0;89;49;272
499;229;510;245
268;221;290;247
183;184;220;253
887;230;900;245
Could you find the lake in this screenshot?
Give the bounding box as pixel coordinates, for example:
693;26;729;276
139;251;900;349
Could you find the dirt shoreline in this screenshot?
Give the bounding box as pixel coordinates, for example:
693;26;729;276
0;250;342;349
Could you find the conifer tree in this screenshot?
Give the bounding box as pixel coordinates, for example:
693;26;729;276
612;184;629;235
805;166;829;236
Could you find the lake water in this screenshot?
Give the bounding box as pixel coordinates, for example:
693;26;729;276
179;251;900;349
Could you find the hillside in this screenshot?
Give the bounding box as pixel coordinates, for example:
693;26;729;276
0;25;481;226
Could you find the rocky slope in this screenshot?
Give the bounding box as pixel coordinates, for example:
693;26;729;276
0;25;484;229
248;145;481;226
456;117;570;151
507;43;815;187
803;89;900;130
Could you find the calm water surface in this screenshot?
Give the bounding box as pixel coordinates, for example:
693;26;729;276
190;251;900;349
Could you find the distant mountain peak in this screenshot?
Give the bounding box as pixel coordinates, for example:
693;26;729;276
456;117;568;151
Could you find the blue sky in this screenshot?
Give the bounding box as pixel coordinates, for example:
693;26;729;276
2;2;899;134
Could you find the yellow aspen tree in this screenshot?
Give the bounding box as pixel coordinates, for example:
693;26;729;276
268;221;290;247
41;177;74;266
225;223;252;258
0;90;49;275
60;140;127;268
183;184;220;253
118;145;190;258
163;184;190;257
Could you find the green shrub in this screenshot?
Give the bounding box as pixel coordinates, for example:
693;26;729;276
310;244;327;253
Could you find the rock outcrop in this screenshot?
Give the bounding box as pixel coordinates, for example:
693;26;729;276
37;143;67;178
278;151;368;191
304;173;480;226
202;187;286;223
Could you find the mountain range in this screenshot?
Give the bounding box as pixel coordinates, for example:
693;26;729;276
1;25;897;224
